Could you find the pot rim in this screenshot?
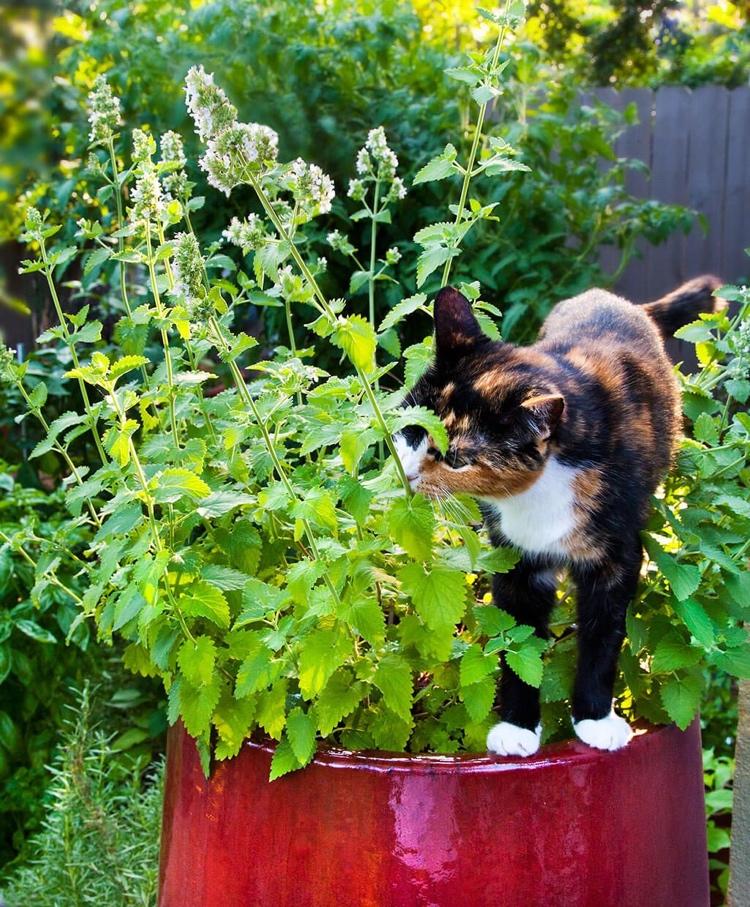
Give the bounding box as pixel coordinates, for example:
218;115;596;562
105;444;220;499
243;720;675;776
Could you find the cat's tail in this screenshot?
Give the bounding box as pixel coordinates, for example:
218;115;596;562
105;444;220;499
642;275;726;338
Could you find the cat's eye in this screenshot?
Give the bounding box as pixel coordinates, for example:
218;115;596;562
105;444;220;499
445;447;469;469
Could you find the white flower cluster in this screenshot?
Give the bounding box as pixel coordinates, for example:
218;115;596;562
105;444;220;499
87;74;123;144
184;65;237;143
223;214;267;254
730;309;750;378
132;128;157;163
184;66;282;196
160;131;189;199
287;158;335;217
347;126;406;205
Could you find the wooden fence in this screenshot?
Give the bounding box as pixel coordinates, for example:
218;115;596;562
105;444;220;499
590;85;750;303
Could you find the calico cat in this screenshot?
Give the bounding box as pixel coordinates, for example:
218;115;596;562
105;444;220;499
394;276;722;757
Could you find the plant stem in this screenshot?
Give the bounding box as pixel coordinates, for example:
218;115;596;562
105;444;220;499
441;0;512;288
38;243;109;465
244;170;412;493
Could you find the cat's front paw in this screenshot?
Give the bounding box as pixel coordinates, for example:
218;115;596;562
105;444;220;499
573;709;633;751
486;721;542;757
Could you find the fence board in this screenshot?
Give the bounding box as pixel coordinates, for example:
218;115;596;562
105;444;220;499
722;88;750;280
592;85;750;302
685;86;730;278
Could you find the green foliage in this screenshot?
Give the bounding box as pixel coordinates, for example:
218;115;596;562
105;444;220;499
0;686;163;907
703;746;733;902
3;3;747;786
524;0;750;88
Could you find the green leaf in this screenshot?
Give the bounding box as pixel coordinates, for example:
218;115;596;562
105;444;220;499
28;382;48;409
235;644;282;697
340;426;379;473
387;495;435;562
403;340;434;386
474;604;516;637
201;564;249;592
196;490;256;518
298;627;352;698
461;676;496;722
179;582;230;628
725;572;750;609
213;688;256;760
256;680;288;739
112;588;147;632
269;737;302;780
316;669;366;736
177;636;217;688
674;598;715;648
660;671;703;730
388;406;449;455
338;475;373;526
331;314;377;374
413;144;458;186
642;537;701;602
477;547;522;574
109;355;149;381
340;594;386;647
444;66;483;86
153;468;211;503
693;412;719;445
286;707;317;765
372;653;414;723
290;487;338;535
171;673;223;738
651;632;703;672
416;245;458;289
713;642;750;679
399;562;467;631
505;637;546;687
460;644;498;687
378;293;427;333
15;619;57;644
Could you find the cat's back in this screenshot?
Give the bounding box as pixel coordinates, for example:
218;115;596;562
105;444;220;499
537;288;664;355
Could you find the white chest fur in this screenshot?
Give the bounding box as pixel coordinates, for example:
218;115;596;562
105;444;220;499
481;457;579;558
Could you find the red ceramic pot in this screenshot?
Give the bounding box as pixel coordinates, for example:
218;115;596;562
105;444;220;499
159;720;709;907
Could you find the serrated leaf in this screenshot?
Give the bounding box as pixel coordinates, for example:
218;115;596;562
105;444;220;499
269;737;302;780
340;426;379;473
173;673;223;738
179;582;230;628
403;341;433;386
461;676;496;723
693;412;719;445
412;144;458;186
236;642;283;698
331;314;377;374
178;636;217;688
256;679;288;739
372;653;414;723
642;537;702;602
286;707;317;765
387;495;435;562
444;65;483;86
298;628;353;698
674;598;715;648
416;245;458;289
379;294;427;333
389;406;449;455
505;637;546;687
338;475;372;526
474;604;516;637
196;490;256;518
460;644;498;687
651;632;703;672
660;672;703;730
213;688;256;760
477;547;522;574
340;594;386;647
316;669;366;736
399;562;467;631
153;468;211;503
200;564;249;592
713;642;750;679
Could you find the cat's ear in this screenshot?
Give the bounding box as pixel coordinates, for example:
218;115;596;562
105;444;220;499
520;393;565;440
433;286;486;357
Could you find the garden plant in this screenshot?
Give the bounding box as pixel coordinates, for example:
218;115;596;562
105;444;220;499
1;2;749;795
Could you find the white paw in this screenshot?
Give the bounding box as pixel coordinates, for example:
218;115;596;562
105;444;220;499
486;722;542;757
573;709;633;751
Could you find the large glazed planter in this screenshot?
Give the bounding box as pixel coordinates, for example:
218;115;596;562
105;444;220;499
159;719;709;907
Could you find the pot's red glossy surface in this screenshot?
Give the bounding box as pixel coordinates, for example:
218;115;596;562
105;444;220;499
159;720;708;907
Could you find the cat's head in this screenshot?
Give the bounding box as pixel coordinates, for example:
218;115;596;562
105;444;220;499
394;287;564;499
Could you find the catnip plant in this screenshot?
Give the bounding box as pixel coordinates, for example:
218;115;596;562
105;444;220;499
3;2;749;778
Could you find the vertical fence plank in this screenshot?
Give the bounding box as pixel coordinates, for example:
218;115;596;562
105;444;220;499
685;86;730;278
613;88;654;302
647;87;692;299
722;89;750;281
